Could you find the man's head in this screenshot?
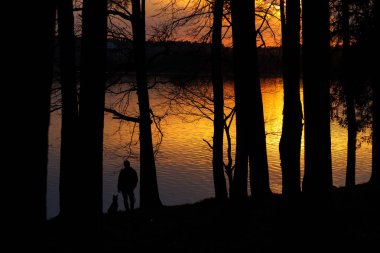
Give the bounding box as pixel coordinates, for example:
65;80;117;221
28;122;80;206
124;159;130;168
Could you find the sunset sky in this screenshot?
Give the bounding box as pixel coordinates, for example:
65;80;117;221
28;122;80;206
108;0;282;47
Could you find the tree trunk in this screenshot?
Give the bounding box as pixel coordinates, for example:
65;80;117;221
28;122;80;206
211;0;228;200
231;0;271;200
8;1;55;250
279;0;303;200
27;0;55;229
225;119;234;197
230;0;250;200
345;92;356;188
342;0;356;188
370;0;379;185
6;1;55;250
131;0;162;208
372;73;379;185
79;0;107;239
57;0;79;219
302;0;333;197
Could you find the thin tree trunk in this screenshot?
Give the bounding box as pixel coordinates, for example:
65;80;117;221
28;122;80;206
57;0;79;219
231;0;271;200
79;0;107;239
302;0;333;197
225;119;234;197
131;0;162;208
345;92;356;188
342;0;356;189
279;0;303;200
212;0;227;200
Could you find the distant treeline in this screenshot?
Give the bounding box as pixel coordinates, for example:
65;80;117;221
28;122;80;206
54;38;354;79
106;40;283;77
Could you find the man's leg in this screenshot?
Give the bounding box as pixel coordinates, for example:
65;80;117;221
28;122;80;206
122;191;129;211
128;191;135;210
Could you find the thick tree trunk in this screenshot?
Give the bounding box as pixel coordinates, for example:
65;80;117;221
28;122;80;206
26;0;55;229
372;75;379;185
230;0;250;199
302;0;333;197
8;2;55;250
211;0;228;200
57;0;79;219
370;0;379;185
6;2;54;251
79;0;107;238
231;0;271;200
131;0;162;208
342;0;356;189
279;0;303;199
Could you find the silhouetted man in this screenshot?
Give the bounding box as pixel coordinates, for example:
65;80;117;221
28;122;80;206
118;159;138;210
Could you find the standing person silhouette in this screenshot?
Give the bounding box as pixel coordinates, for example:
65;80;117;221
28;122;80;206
118;159;138;211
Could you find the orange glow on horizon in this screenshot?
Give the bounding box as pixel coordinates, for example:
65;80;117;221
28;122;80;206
145;0;282;47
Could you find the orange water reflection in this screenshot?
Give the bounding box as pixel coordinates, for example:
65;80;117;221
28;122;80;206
47;78;372;218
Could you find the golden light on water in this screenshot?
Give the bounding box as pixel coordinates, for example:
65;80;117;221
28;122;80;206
47;78;372;217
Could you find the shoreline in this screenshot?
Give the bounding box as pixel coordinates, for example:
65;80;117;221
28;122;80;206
46;183;380;252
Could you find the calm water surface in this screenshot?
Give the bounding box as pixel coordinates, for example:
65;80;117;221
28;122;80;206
47;78;372;218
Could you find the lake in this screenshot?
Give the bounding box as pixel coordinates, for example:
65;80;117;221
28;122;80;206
47;78;372;218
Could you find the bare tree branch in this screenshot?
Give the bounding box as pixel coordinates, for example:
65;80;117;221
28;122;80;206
203;138;213;150
104;107;141;122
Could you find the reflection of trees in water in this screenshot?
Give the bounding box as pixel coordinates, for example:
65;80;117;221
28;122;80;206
331;82;373;146
329;0;375;143
160;80;236;196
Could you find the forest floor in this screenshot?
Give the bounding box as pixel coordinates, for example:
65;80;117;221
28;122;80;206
47;184;379;252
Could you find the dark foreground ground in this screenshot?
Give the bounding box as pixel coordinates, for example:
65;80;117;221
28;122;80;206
47;184;379;252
